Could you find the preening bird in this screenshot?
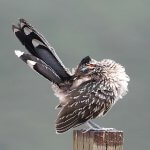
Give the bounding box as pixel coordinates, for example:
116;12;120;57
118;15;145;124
12;19;130;134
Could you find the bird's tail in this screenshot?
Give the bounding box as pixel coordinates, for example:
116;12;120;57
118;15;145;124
15;50;63;85
12;19;71;82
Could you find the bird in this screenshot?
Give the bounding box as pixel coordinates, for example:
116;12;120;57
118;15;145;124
12;19;130;134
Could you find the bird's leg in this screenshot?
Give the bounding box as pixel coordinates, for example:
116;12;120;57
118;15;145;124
82;120;101;133
82;120;117;133
87;120;102;129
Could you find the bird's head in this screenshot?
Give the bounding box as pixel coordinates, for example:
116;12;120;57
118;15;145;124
75;56;99;77
76;58;130;100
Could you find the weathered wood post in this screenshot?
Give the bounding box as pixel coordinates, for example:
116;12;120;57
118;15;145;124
73;130;123;150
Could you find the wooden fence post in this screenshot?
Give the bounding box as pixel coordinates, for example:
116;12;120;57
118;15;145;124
73;130;123;150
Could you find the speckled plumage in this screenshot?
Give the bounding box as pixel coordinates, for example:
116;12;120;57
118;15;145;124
55;59;130;133
13;19;130;134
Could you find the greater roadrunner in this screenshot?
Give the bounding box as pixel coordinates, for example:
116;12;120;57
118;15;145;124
12;19;130;134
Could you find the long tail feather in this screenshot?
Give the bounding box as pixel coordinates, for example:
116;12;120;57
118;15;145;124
12;19;71;81
15;50;62;85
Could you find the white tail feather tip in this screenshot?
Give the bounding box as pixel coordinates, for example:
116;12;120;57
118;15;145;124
20;22;25;28
27;60;36;69
14;50;24;57
24;27;32;35
32;39;45;47
13;28;19;33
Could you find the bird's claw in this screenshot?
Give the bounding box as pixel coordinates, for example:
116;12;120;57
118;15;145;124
81;127;118;133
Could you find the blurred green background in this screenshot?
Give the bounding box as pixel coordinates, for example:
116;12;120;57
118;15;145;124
0;0;150;150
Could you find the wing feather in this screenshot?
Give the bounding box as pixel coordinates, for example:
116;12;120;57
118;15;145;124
55;80;114;133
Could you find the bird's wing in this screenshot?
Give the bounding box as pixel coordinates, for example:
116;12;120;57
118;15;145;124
12;19;71;81
55;80;114;133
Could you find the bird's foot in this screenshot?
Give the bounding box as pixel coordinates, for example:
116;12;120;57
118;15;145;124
81;120;118;133
81;128;93;133
96;127;118;132
82;127;117;133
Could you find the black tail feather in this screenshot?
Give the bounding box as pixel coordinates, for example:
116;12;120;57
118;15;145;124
15;50;62;85
12;19;71;81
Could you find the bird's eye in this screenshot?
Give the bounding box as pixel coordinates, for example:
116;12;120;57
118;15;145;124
87;64;96;68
